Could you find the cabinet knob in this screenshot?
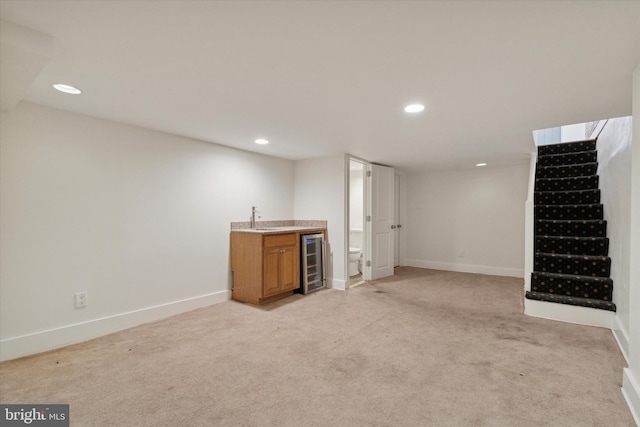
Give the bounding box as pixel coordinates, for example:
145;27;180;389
391;225;396;229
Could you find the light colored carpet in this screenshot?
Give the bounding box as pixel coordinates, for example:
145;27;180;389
0;268;633;426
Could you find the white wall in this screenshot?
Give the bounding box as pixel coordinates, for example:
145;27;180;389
622;62;640;425
596;117;633;357
0;102;295;360
405;163;529;277
561;123;587;142
294;155;347;290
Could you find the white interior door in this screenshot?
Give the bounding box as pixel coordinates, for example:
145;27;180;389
394;174;400;267
368;164;395;280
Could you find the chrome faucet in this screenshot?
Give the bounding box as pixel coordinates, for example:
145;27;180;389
250;206;260;229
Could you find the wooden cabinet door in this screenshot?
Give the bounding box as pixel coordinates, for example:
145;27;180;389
279;246;298;291
263;245;298;296
263;247;281;296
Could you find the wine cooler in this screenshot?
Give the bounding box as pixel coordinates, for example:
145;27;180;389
300;233;326;294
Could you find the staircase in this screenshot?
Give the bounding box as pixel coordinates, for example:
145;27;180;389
525;139;616;312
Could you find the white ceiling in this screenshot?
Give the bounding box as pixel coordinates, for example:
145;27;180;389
1;1;639;173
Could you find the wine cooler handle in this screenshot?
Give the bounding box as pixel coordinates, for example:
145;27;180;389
322;238;327;287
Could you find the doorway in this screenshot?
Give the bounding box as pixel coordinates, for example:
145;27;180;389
348;159;366;287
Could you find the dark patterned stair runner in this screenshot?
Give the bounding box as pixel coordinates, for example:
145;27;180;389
536;163;598;179
535;219;606;237
536;150;598;167
534;204;603;220
534;188;601;205
526;138;615;311
535;236;609;256
535;175;599;192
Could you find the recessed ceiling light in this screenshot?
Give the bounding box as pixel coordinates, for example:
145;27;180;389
404;104;424;113
476;163;487;167
53;83;82;95
255;138;269;145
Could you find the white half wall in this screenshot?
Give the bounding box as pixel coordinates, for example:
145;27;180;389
622;62;640;427
294;155;347;290
405;163;529;278
596;116;632;360
0;102;295;361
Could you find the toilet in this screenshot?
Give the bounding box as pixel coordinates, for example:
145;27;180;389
349;247;362;277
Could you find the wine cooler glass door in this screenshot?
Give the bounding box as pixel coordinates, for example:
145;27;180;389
302;233;325;294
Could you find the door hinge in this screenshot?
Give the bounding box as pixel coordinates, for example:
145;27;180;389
366;170;372;177
366;215;371;222
366;260;372;267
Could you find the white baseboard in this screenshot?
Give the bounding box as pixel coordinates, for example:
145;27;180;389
0;290;230;362
524;298;614;329
405;259;524;278
524;270;532;292
623;368;640;426
329;278;347;291
613;315;630;364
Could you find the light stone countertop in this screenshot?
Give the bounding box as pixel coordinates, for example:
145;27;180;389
231;226;326;234
230;220;327;234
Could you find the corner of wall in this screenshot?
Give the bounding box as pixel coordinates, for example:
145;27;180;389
613;315;630;363
623;368;640;426
621;60;640;426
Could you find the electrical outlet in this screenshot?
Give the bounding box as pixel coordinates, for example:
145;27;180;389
74;291;87;309
458;250;465;258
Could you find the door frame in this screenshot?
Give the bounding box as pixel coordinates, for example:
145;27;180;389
347;156;369;286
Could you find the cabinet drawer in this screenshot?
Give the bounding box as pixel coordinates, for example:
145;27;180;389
264;233;297;248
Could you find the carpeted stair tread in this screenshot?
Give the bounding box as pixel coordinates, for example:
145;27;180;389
534;189;600;205
534;204;603;221
535;163;597;179
525;291;616;312
535;219;607;237
534;175;599;192
534;252;611;277
534;235;609;256
537;150;597;167
537;139;596;156
531;271;613;301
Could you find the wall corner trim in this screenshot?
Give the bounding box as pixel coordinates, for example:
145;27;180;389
329;278;347;291
0;290;230;362
613;315;630;364
623;368;640;426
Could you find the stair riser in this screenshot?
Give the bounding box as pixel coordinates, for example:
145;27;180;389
538;140;596;156
537;151;597;167
536;163;597;179
531;274;612;301
535;221;606;237
534;190;600;205
534;204;603;221
534;176;599;192
534;254;611;278
535;237;609;256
